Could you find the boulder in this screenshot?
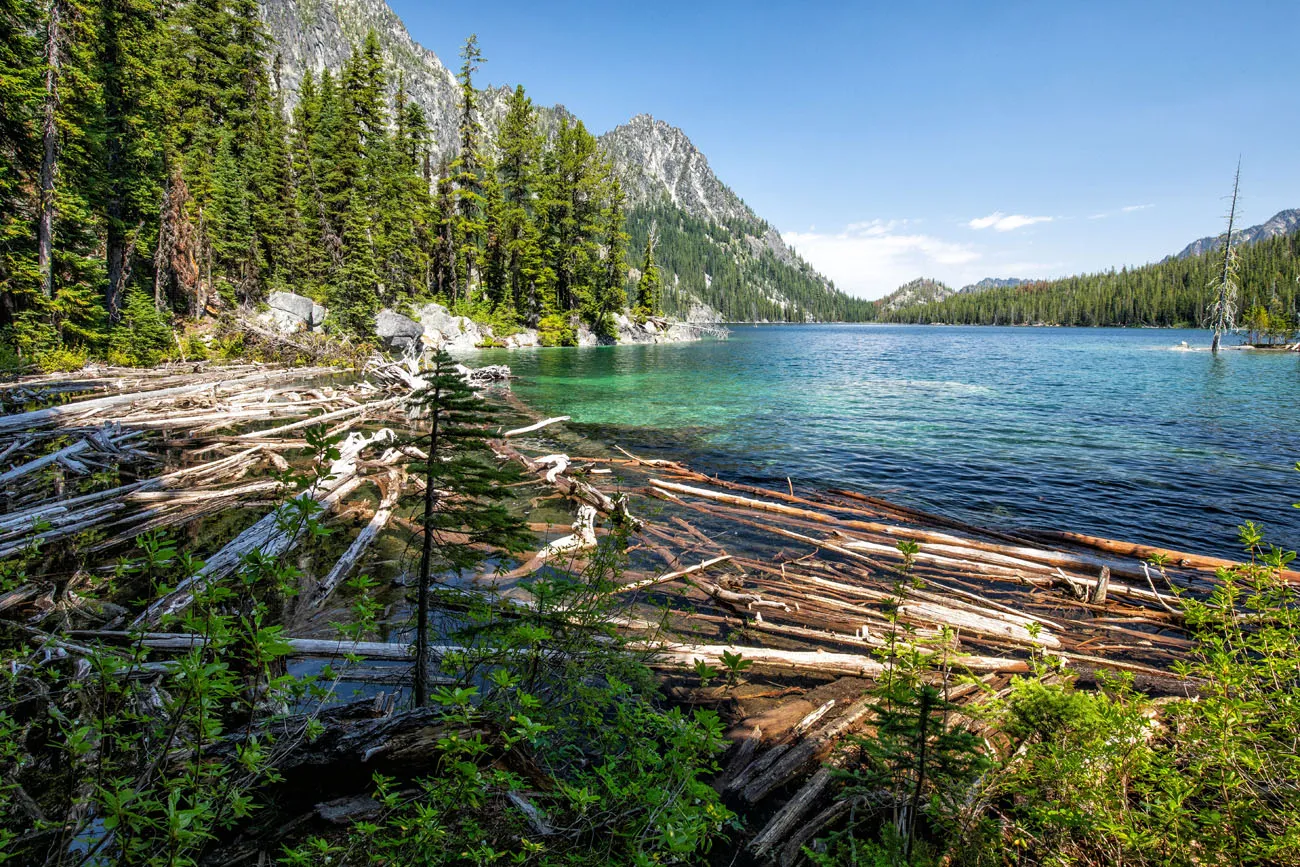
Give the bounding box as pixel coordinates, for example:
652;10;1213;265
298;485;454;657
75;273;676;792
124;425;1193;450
375;309;424;354
262;291;328;333
414;302;487;354
503;330;539;349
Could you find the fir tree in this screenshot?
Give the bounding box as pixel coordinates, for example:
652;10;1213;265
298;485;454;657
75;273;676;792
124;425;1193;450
38;0;108;351
0;0;43;338
404;350;530;705
450;34;485;303
634;230;662;319
495;85;543;321
591;175;628;334
100;0;165;320
331;190;379;335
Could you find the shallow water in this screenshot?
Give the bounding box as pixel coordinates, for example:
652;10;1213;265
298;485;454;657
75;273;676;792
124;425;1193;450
471;325;1300;558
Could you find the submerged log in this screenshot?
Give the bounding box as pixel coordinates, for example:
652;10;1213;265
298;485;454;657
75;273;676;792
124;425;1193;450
309;467;403;611
134;430;395;627
503;416;570;438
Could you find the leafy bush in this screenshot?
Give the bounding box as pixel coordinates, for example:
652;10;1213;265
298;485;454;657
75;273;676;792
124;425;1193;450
35;345;88;372
108;289;173;366
538;313;577;347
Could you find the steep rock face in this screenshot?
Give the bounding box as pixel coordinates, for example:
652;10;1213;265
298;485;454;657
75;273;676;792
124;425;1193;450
876;278;954;312
598;114;750;225
1172;209;1300;260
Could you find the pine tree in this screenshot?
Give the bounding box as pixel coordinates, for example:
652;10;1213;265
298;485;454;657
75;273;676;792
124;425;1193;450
404;350;530;706
246;56;298;297
495;85;543;322
588;176;627;337
37;0;108;351
0;0;43;339
331;190;379;335
100;0;165;320
633;229;661;319
430;162;457;303
450;34;485;303
289;68;334;293
209;130;255;302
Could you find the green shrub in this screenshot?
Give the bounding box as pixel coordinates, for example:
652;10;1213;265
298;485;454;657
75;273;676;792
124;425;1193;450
108;289;173;366
538;313;576;347
36;345;88;372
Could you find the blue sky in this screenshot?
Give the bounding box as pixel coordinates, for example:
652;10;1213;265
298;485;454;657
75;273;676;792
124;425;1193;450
390;0;1300;299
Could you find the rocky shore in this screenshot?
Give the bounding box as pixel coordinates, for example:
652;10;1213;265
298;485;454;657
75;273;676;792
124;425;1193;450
259;291;728;356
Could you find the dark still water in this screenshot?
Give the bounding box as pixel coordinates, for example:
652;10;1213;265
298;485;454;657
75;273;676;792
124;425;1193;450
472;325;1300;558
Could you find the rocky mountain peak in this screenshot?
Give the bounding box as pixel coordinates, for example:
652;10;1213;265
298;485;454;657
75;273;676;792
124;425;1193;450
598;114;752;226
1171;208;1300;260
876;278;955;311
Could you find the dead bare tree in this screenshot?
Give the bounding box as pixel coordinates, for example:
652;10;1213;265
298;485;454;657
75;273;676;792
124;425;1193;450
1209;161;1242;354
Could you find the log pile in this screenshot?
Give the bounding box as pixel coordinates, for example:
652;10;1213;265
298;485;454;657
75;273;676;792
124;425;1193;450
0;360;1268;863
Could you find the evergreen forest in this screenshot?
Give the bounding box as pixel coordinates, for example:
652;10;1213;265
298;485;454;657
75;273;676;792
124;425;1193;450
879;230;1300;332
0;0;657;367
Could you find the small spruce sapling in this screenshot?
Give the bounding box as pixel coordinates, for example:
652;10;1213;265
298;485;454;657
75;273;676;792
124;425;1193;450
403;348;531;706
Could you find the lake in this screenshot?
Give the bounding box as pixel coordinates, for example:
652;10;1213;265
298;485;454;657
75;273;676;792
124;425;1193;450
472;325;1300;558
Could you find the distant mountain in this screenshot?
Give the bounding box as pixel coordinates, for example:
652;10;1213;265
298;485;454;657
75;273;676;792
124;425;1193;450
959;277;1029;294
876;278;954;312
1170;208;1300;260
257;0;867;321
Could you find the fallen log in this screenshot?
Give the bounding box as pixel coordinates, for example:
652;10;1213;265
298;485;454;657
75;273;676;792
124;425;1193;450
610;555;733;595
309;467;403;611
538;504;598;561
503;416;570;438
133;430;394;627
741;695;875;804
749;765;835;856
1030;528;1300;582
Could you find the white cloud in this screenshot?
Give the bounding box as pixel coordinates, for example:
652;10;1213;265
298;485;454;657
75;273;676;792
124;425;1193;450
1121;203;1154;212
968;211;1055;232
782;222;981;299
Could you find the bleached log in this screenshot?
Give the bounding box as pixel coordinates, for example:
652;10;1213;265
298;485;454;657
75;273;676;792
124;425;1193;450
534;454;570;484
73;630;417;661
0;381;215;434
503;416;570;438
649;477;1173;582
310;468;403;610
537;504;597;561
133;430;395;627
1032;528;1300;581
611;555;733;595
646;642;1028;680
235;397;402;440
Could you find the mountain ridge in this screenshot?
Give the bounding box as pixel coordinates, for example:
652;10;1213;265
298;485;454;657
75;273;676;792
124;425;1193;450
1169;208;1300;260
256;0;865;320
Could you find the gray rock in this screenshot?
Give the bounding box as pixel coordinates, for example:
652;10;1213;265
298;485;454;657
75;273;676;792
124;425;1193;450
503;330;539;348
261;291;328;334
375;309;424;353
413;302;485;354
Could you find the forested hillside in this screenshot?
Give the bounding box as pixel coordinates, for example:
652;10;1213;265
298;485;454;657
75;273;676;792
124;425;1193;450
0;0;647;367
880;230;1300;330
625;203;877;322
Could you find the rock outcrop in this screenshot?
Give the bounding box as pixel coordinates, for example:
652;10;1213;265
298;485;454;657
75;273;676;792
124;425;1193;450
374;310;424;354
261;291;327;333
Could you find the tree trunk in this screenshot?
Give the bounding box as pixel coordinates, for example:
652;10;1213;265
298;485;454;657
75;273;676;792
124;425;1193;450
414;386;441;707
37;0;61;299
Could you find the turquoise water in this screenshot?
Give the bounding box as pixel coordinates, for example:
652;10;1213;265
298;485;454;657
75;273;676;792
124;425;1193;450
472;325;1300;557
